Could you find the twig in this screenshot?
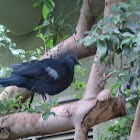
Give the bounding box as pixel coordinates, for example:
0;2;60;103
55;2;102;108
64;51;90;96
105;72;116;79
120;66;131;70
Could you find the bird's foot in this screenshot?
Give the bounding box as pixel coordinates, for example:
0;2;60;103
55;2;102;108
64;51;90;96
29;93;35;108
40;93;50;104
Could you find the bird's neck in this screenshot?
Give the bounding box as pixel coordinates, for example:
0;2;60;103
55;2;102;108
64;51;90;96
62;61;75;73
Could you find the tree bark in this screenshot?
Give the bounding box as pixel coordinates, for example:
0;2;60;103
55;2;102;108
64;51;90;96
0;95;126;140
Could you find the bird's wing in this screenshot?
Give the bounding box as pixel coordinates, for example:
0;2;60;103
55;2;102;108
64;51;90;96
10;60;37;70
11;59;65;82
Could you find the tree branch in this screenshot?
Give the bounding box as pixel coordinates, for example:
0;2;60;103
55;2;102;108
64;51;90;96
0;94;126;140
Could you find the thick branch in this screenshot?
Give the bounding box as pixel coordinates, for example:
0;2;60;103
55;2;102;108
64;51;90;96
0;95;126;140
84;53;107;99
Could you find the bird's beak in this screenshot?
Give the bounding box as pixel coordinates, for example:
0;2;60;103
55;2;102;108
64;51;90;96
77;61;81;66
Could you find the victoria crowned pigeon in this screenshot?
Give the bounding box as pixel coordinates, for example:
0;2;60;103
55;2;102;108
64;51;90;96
0;53;80;102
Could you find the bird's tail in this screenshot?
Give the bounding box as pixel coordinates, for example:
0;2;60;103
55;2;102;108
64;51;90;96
0;77;21;87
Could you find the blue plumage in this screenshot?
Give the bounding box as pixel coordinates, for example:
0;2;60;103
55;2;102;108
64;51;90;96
0;53;80;97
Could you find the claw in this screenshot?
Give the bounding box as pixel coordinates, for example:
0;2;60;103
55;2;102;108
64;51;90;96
40;94;50;104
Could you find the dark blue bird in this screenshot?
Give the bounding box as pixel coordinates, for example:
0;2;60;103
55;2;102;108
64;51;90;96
0;53;80;101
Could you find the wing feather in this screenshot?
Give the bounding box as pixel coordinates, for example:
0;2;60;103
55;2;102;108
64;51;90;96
11;59;65;82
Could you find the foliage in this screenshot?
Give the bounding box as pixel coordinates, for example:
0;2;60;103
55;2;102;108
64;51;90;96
0;24;45;77
79;0;140;102
0;25;25;77
0;92;57;123
26;47;44;61
33;0;82;52
79;0;140;139
0;92;25;125
99;117;133;140
0;25;25;60
73;65;87;99
25;99;58;120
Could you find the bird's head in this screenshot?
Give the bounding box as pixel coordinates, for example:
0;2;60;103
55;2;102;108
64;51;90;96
61;53;80;66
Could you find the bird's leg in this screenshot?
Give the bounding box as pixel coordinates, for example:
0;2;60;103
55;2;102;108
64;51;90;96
29;93;35;108
40;93;50;104
45;94;50;102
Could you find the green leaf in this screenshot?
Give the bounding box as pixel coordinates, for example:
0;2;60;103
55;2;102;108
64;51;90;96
34;25;45;31
125;20;139;33
134;46;140;53
42;3;49;20
119;73;125;77
98;15;113;26
118;3;131;11
112;14;121;24
50;112;56;117
124;44;131;55
63;35;70;40
122;32;135;38
75;93;82;99
45;27;51;35
103;26;120;34
29;56;37;61
76;0;83;10
135;11;140;16
110;35;119;44
16;96;23;102
33;0;42;7
91;24;98;32
84;38;96;47
98;35;110;40
42;111;50;120
0;68;6;77
44;0;55;10
36;48;41;54
9;48;25;56
120;38;131;49
25;108;36;113
0;102;5;110
35;105;44;112
97;40;107;55
85;31;98;37
130;0;137;5
46;39;53;48
36;33;44;39
100;54;107;63
111;4;120;13
48;99;58;105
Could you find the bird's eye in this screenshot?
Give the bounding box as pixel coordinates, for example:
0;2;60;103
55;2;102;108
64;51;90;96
72;57;76;62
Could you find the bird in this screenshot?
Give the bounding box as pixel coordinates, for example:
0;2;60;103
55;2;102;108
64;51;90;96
0;52;80;104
